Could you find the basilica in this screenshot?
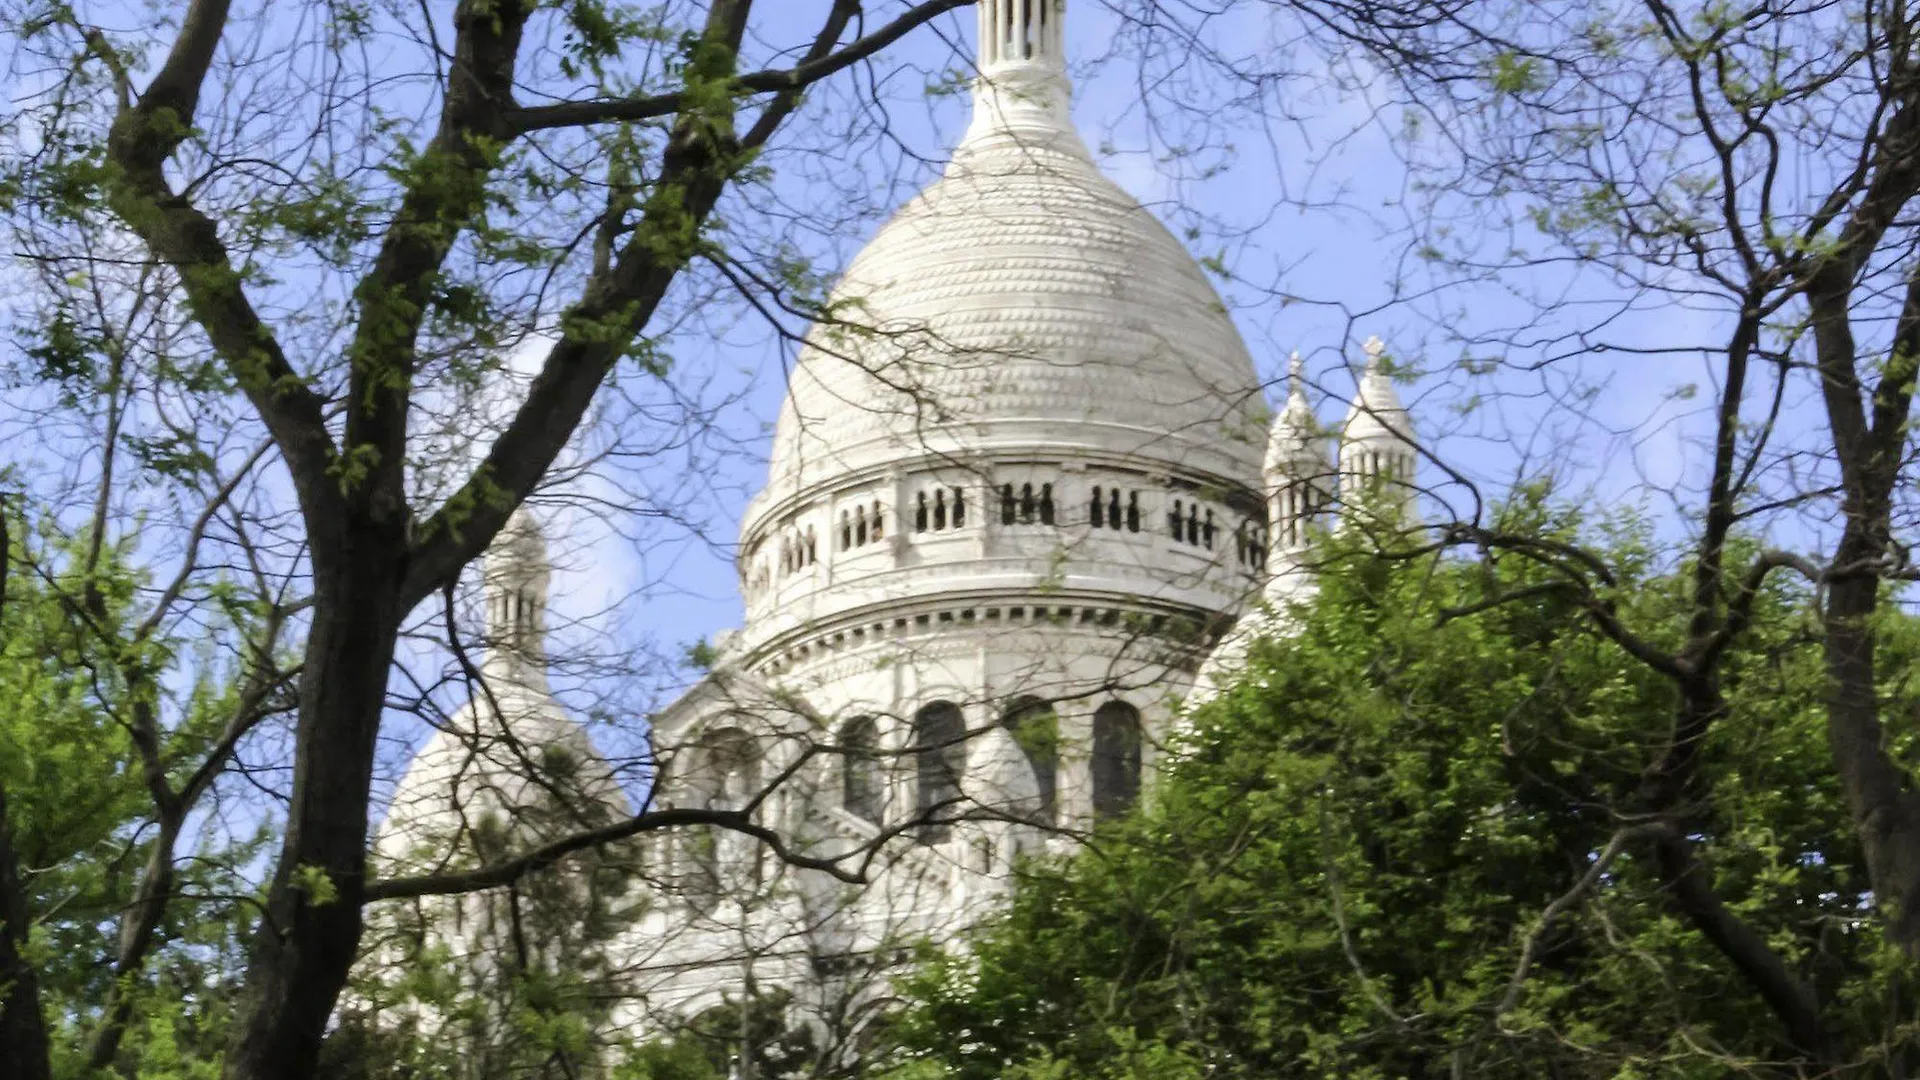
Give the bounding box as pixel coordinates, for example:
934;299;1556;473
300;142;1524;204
375;0;1417;1050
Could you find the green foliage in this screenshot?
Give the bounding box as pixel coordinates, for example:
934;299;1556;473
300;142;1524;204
0;525;148;1023
1005;705;1060;767
613;991;819;1080
885;512;1910;1077
0;508;265;1078
1487;52;1546;96
684;637;719;671
613;1038;724;1080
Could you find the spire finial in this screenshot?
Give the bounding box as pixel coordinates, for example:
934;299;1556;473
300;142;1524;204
1287;351;1305;398
1362;335;1387;369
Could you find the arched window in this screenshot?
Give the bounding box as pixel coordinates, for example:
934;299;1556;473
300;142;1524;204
1000;699;1057;824
1019;483;1036;523
1106;488;1122;529
934;488;949;530
871;501;885;540
952;487;966;527
1039;483;1056;525
840;717;882;825
1000;484;1016;525
1090;485;1104;528
1186;504;1201;546
1126;491;1140;532
693;728;761;810
913;701;966;843
915;491;930;532
1092;701;1142;820
1168;498;1184;539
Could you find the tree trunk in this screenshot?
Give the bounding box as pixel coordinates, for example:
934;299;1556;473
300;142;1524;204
1823;548;1920;959
0;784;53;1080
1807;262;1920;962
224;524;407;1080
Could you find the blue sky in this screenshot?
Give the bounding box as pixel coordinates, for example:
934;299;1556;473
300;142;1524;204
0;0;1768;781
519;0;1735;724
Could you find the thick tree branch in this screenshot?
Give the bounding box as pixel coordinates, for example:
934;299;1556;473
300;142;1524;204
506;0;971;134
339;0;536;519
99;0;337;522
365;806;870;901
1649;826;1833;1060
400;0;767;605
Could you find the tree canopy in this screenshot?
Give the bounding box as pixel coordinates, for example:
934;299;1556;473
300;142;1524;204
887;512;1918;1077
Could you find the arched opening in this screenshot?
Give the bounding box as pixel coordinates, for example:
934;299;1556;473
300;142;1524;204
1000;699;1057;824
913;701;966;842
840;717;882;825
1092;701;1142;820
681;727;765;906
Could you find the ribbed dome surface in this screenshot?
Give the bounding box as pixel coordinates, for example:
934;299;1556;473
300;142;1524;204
758;130;1265;512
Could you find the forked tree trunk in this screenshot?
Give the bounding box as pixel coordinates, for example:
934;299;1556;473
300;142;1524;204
224;525;407;1080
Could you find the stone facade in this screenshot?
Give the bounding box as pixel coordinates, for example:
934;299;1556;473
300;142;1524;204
374;0;1419;1054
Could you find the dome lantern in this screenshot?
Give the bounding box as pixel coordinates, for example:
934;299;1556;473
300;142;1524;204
965;0;1074;149
482;507;551;686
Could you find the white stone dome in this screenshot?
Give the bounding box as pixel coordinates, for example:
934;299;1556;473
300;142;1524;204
753;100;1264;517
734;1;1269;662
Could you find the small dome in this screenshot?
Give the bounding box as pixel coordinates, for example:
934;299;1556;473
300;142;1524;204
756;105;1264;513
377;682;627;871
1265;353;1327;480
1341;337;1414;451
